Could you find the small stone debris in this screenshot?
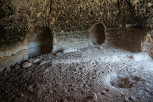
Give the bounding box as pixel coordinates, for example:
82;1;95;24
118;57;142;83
22;62;33;68
33;58;41;64
101;91;105;95
39;61;47;65
15;64;20;69
86;93;97;101
27;85;34;92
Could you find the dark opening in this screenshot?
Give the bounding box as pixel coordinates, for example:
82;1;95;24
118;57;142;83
28;27;53;58
89;23;106;45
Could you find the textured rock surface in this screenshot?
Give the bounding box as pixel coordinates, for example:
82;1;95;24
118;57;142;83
0;0;153;49
0;0;53;66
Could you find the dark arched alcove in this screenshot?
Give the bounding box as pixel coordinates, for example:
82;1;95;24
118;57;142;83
28;26;53;58
89;23;106;45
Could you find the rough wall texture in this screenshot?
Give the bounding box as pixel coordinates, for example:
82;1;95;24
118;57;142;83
0;0;153;68
0;0;53;49
0;0;53;68
0;0;153;48
51;0;153;32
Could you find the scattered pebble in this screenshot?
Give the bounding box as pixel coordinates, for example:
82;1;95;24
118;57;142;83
39;61;47;65
33;58;41;64
22;62;33;68
15;65;20;69
85;93;97;101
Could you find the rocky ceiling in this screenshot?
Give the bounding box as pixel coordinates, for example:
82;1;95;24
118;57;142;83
0;0;153;49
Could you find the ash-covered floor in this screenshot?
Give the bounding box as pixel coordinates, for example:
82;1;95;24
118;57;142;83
0;43;153;102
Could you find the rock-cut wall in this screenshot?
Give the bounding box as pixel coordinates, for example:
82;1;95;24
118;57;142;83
0;0;153;70
0;0;53;69
1;0;153;49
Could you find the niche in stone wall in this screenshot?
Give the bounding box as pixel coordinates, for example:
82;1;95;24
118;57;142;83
28;27;53;58
106;29;148;52
89;23;106;45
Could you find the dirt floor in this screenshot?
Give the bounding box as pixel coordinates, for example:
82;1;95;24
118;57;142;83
0;42;153;102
